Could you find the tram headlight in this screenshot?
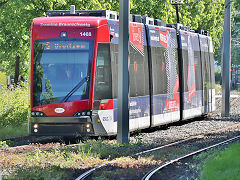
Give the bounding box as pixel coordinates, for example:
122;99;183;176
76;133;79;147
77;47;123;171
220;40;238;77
74;111;92;117
33;124;39;129
60;31;67;38
31;111;46;117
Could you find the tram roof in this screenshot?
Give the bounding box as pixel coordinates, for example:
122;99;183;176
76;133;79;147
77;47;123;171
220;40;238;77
33;16;108;28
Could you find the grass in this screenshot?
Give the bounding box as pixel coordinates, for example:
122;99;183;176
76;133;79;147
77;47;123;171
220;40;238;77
9;166;73;180
1;142;105;179
0;125;28;140
200;142;240;180
0;138;152;179
74;138;145;159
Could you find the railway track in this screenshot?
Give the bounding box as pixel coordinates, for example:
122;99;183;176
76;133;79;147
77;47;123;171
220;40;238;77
1;93;239;179
75;122;240;180
142;135;240;180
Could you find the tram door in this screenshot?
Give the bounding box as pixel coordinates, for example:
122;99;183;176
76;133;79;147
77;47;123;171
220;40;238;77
208;37;216;112
199;35;211;113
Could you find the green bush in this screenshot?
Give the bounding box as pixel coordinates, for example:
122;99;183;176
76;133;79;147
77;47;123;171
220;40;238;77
0;71;7;88
0;83;29;128
0;141;8;148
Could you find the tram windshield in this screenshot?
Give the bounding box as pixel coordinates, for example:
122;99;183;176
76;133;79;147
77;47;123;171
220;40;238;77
32;38;94;107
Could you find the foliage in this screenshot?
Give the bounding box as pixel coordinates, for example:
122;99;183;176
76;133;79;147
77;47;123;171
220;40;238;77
214;0;240;66
75;138;144;159
0;141;8;148
131;0;176;23
200;143;240;180
131;0;225;52
231;22;240;65
0;71;7;88
64;0;119;11
182;0;225;51
0;0;232;77
233;0;240;22
0;83;29;128
0;0;67;77
0;1;31;77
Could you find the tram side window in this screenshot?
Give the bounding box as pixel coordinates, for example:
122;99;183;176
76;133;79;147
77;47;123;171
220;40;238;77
182;50;189;92
110;43;118;99
109;43;149;98
129;45;146;97
94;43;112;100
209;53;215;88
194;52;203;91
203;51;210;84
151;46;168;95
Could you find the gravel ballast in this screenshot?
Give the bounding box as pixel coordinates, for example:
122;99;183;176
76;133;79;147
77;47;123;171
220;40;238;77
129;92;240;147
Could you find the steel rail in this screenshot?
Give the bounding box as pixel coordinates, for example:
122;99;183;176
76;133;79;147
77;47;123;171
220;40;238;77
75;122;240;180
75;137;201;180
75;159;119;180
142;135;240;180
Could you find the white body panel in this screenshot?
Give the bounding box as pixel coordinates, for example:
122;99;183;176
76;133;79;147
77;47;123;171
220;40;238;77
151;111;180;127
211;89;216;111
97;109;150;135
183;106;202;119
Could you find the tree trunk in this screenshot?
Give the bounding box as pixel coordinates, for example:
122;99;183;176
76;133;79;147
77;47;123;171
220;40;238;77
14;55;20;84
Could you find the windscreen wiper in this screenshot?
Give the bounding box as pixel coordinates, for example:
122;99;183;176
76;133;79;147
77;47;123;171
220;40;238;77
61;76;89;103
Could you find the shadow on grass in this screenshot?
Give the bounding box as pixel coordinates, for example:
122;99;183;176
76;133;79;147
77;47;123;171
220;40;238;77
0;125;28;140
5;165;86;180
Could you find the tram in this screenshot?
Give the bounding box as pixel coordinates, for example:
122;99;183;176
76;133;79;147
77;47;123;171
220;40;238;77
29;9;215;136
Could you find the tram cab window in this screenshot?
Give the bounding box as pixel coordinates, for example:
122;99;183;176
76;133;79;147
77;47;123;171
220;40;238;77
94;43;112;100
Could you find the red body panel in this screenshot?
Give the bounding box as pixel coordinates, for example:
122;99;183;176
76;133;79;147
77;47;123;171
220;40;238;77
32;100;90;117
129;23;144;53
31;16;110;116
99;100;113;110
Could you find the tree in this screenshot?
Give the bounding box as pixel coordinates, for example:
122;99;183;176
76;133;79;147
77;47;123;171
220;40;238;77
233;0;240;22
214;0;240;66
0;0;68;82
231;0;240;65
0;0;119;80
0;0;232;77
131;0;226;53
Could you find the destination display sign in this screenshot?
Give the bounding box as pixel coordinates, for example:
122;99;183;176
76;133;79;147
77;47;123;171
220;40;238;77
42;40;89;51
